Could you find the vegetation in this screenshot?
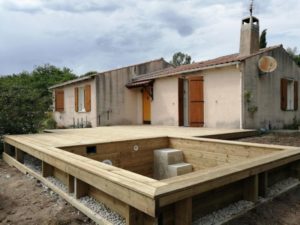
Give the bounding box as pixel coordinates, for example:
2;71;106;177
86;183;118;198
259;29;267;48
170;52;192;67
287;47;300;66
0;64;76;155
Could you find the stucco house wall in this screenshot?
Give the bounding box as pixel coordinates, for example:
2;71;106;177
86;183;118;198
203;66;242;128
242;47;300;129
151;76;179;126
97;60;170;126
53;78;97;128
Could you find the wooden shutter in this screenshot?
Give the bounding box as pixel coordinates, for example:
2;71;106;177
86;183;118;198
294;81;298;110
189;76;204;127
281;79;288;111
75;87;79;112
84;85;91;112
55;89;64;112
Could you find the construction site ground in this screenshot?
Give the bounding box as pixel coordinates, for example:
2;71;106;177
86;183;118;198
1;131;300;225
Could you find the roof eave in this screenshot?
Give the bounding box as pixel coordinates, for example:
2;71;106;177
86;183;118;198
49;75;95;90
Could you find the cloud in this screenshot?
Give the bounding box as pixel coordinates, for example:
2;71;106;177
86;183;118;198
0;0;121;14
0;0;299;76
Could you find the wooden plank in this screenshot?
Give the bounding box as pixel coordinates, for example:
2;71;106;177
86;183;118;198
4;137;158;217
15;148;24;163
42;161;54;177
243;175;258;202
75;178;89;199
156;150;300;207
174;198;192;225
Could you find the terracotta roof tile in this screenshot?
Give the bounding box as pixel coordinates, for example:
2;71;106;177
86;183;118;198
130;45;282;83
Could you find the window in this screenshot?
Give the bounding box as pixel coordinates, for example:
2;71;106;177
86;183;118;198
75;85;91;112
281;78;298;111
78;87;85;112
55;89;64;112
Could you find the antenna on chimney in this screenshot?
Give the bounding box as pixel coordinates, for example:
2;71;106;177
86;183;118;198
249;0;254;17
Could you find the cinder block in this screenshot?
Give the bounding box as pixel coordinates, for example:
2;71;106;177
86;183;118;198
168;163;193;178
154;148;187;180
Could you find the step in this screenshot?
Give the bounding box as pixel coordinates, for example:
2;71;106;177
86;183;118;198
154;148;183;165
167;163;193;178
154;148;190;180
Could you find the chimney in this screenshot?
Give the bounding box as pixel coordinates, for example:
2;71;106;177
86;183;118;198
239;15;260;56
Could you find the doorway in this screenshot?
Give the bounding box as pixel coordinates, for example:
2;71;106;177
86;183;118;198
179;76;204;127
143;89;151;124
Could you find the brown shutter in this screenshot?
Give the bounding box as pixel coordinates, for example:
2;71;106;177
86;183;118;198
281;79;288;111
75;87;79;112
55;89;64;112
294;81;298;110
84;85;91;112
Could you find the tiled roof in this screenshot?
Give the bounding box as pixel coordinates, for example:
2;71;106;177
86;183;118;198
126;80;153;89
49;58;167;89
129;45;282;83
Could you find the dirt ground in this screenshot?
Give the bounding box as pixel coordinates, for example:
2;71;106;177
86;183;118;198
0;160;94;225
1;132;300;225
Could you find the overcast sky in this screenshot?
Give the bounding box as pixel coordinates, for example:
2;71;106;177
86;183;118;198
0;0;299;76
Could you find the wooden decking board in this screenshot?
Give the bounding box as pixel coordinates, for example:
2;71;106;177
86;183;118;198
3;126;300;224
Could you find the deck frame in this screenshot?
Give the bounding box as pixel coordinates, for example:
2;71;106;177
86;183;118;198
3;127;300;225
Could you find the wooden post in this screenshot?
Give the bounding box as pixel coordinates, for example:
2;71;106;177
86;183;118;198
126;206;157;225
174;197;192;225
292;161;300;180
243;175;259;202
68;174;75;193
15;148;25;163
42;161;54;177
74;178;89;199
258;172;268;197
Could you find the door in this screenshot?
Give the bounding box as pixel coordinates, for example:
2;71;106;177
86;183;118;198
143;89;151;124
189;76;204;127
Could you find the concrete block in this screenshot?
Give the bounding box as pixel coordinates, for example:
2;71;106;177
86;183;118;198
168;163;193;178
154;148;187;180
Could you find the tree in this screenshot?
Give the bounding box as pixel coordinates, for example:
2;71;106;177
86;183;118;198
0;64;76;155
260;29;267;48
287;47;300;66
170;52;192;67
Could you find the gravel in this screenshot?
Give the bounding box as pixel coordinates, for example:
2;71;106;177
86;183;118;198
80;196;125;225
23;154;42;174
193;200;254;225
46;176;68;193
267;177;300;197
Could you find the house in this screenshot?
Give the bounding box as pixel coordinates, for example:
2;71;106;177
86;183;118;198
126;15;300;129
49;58;170;128
51;13;300;130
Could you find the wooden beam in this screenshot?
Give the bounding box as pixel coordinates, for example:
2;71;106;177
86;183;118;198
243;175;258;202
42;161;54;177
75;178;89;199
174;197;192;225
15;148;24;163
126;207;157;225
258;172;268;197
68;174;75;193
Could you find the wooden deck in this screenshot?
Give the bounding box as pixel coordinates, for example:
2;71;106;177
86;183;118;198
3;126;300;225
